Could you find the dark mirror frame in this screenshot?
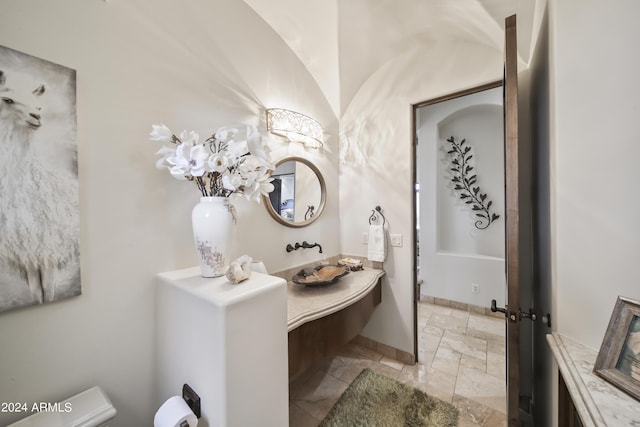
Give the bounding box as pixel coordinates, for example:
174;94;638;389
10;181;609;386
263;156;326;228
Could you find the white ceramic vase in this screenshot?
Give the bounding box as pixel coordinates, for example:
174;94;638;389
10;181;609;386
192;196;237;278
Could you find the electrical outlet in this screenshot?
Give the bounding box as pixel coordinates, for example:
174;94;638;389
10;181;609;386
362;232;368;244
390;234;403;247
471;283;480;294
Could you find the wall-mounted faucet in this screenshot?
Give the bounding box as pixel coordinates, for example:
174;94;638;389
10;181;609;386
286;241;323;253
301;241;322;253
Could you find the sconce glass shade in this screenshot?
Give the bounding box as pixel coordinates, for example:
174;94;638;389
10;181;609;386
266;108;323;149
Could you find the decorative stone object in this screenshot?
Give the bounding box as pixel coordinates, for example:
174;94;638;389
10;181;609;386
226;255;253;284
338;257;364;271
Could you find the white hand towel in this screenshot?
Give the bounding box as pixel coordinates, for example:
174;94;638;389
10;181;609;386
367;224;386;262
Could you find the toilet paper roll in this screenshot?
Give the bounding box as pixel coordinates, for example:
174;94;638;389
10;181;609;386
154;395;198;427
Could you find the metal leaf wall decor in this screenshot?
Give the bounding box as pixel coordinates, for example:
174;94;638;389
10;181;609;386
445;136;500;230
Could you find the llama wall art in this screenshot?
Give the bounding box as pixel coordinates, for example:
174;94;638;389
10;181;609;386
0;45;79;313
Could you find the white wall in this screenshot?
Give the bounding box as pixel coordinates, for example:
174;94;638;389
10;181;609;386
417;87;506;308
0;1;337;425
551;0;640;351
340;41;504;354
9;0;632;424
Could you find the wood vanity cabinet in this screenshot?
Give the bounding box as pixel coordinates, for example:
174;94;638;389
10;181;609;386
558;374;584;427
287;275;382;379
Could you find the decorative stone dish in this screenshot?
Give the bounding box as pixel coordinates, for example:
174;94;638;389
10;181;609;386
292;265;350;286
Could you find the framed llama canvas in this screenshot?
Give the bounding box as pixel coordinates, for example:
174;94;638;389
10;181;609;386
0;45;80;312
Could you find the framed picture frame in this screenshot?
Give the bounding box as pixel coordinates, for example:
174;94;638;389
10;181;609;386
0;44;80;313
594;296;640;401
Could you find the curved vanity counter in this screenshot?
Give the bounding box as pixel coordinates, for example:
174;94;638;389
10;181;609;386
287;268;385;331
287;268;385;378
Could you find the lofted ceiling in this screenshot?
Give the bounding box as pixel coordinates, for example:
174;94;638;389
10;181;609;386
243;0;542;117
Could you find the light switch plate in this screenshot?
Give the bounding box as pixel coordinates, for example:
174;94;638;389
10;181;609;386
390;234;403;247
362;232;368;244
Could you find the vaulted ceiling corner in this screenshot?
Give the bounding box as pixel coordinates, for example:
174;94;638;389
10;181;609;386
243;0;541;118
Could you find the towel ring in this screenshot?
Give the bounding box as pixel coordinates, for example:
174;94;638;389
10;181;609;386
369;206;386;225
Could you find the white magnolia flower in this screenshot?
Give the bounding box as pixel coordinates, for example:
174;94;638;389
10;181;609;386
246;125;271;166
251;176;275;202
243;178;274;203
169;143;207;177
238;163;274;202
208;152;231;173
150;123;273;200
225;138;249;161
155;146;176;169
214;127;238;143
222;172;242;192
149;124;173;143
179;130;200;146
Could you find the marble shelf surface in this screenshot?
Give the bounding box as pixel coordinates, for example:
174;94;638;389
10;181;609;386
547;332;640;427
287;268;385;331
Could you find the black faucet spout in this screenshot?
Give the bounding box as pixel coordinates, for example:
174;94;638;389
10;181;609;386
287;241;322;253
301;241;322;253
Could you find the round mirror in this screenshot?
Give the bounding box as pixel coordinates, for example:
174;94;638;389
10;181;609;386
263;157;326;228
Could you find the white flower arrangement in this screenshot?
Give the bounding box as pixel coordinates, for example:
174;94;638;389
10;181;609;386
150;123;274;202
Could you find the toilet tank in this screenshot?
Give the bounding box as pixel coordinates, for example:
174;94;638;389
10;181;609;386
7;386;116;427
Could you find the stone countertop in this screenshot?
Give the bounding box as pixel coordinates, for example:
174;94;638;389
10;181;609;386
547;332;640;426
287;268;385;332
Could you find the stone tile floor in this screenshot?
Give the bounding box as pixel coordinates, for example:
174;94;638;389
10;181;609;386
289;300;507;426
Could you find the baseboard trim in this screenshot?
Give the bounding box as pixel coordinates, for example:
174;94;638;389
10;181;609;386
355;335;415;365
419;295;504;319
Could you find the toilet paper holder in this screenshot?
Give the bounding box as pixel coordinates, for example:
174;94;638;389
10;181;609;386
182;383;201;419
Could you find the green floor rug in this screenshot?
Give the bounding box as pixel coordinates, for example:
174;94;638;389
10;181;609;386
320;368;458;427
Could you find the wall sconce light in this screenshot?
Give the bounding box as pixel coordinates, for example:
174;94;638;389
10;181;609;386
266;108;323;149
